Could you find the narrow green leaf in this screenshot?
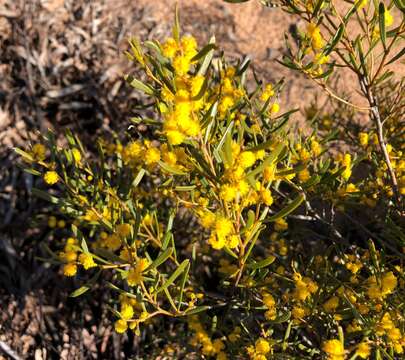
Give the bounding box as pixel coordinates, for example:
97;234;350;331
158;161;187;175
14;147;34;162
125;75;155;95
386;47;405;65
178;261;190;309
173;3;180;42
132;168;146;187
148;248;173;270
393;0;405;13
31;188;59;204
248;255;276;270
185;305;211;315
324;25;344;56
191;44;216;62
69;285;90;297
156;259;189;293
198;36;216;76
265;194;305;222
379;3;387;49
245;142;285;179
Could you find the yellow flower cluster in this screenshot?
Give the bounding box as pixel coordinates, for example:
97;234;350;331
322;339;345;360
216;67;245;118
127;258;150;286
367;271;398;299
161;36;204;145
307;23;324;50
199;211;236;250
188;316;227;359
59;237;97;276
247;338;272;360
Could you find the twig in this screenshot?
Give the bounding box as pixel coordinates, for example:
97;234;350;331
359;76;402;209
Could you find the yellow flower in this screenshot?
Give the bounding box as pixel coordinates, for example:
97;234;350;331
162;37;178;58
298;168;311;182
384;9;394;27
166;129;186;145
310;139;322;156
322;339;345;360
274;218;288;231
307;23;324;49
44;171;59;185
239;151;256;168
120;303;134;320
145;147;160;165
220;184;238;202
260;84;275;101
227;235;239;249
105;234;121;251
48;216;57;228
209;233;226;250
127;258;150;286
214;216;233;239
78;253;97;270
199;211;216;228
31;143;46;161
114;319;128;333
355;342;371;358
292;306;306;320
64;250;78;262
173;55;191;75
359;132;369;147
72;148;81;164
116;223;132;238
255;338;271;355
63;263;77;277
127;267;142;286
356;0;368;10
270;103;280;114
323;296;339;313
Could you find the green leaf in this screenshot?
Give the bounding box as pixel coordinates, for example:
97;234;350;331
173;3;180;42
245;142;285;179
379;3;387;49
155;259;189;294
148;248;173;270
312;0;324;17
213;121;234;163
198;36;216;76
24;168;41;176
158;161;187;175
191;44;216;62
324;25;344;56
248;255;276;270
125;74;155;95
269;311;291;324
69;285;90;298
393;0;405;14
132;168;146;187
69;270;101;297
265;194;305;222
31;188;59;204
177;261;190;309
72;224;88;253
386;47;405;65
14;147;34;162
185;305;211;315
